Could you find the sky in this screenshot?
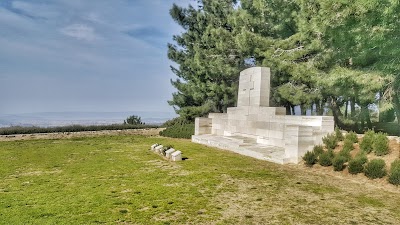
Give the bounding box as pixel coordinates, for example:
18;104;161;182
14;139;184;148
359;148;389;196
0;0;190;114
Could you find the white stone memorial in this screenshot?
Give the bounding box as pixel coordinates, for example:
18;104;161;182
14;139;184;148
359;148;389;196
171;151;182;161
192;67;334;164
154;145;163;153
165;148;176;159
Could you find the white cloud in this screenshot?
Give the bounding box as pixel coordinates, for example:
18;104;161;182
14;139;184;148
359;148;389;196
12;1;60;19
60;24;99;41
86;12;103;24
0;0;187;114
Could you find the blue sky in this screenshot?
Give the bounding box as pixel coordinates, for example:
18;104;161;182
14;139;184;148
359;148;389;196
0;0;189;114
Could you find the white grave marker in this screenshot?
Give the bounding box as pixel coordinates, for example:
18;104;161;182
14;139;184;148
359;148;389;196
171;151;182;161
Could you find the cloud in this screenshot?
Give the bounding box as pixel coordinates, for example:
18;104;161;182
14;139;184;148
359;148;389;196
125;26;168;48
60;24;99;41
85;12;103;24
11;0;59;20
0;0;187;114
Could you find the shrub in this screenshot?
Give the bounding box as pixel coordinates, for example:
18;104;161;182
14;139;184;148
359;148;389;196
373;132;389;156
332;155;347;171
364;159;386;179
322;133;338;150
337;149;352;162
335;127;344;141
161;117;190;127
312;145;324;156
388;160;400;185
345;131;358;143
319;150;334;167
159;123;195;139
348;156;367;174
124;115;144;125
355;152;368;165
342;138;355;152
360;130;375;153
303;151;317;167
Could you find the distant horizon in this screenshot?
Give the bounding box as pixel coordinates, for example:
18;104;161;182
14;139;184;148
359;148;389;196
0;110;176;115
0;111;177;128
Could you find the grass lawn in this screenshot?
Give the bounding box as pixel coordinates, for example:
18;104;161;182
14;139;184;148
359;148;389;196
1;135;400;224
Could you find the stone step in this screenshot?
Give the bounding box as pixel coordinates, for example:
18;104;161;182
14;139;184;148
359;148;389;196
192;134;286;164
224;135;257;145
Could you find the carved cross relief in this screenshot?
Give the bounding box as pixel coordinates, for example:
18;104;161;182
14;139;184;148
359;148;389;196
237;67;270;107
242;75;255;92
241;74;254;106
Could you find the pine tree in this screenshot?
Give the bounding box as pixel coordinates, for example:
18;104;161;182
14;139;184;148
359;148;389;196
234;0;325;115
168;0;246;121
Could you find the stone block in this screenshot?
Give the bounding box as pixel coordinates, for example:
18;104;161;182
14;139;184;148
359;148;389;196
195;118;212;135
165;148;176;159
275;107;287;115
151;144;158;151
155;145;163;153
171;151;182;161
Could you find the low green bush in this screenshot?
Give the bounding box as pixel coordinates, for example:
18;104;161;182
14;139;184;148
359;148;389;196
322;133;338;150
303;151;317;167
388;160;400;185
159;123;195;139
364;159;387;179
312;145;324;156
333;155;347;171
319;150;334;167
335;127;344;141
337;149;352;162
345;131;358;143
355;152;368;165
348;156;367;174
373;132;389;156
342;138;355;152
161;117;190;127
360;130;375;153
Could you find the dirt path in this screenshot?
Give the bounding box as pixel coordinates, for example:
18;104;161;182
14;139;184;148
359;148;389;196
0;128;165;141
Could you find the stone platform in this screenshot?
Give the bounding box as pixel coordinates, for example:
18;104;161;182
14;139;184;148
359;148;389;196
192;67;334;164
192;134;286;164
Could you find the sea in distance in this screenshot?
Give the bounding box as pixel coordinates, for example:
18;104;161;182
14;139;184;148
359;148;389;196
0;111;176;128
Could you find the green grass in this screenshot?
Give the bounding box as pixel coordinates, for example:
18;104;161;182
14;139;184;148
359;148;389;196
1;135;400;224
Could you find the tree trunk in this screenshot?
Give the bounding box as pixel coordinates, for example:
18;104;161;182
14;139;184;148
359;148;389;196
360;105;372;130
316;101;323;116
300;104;307;115
392;92;400;125
350;97;356;118
366;110;372;129
291;105;295;115
344;100;349;118
286;105;291;115
330;98;343;128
